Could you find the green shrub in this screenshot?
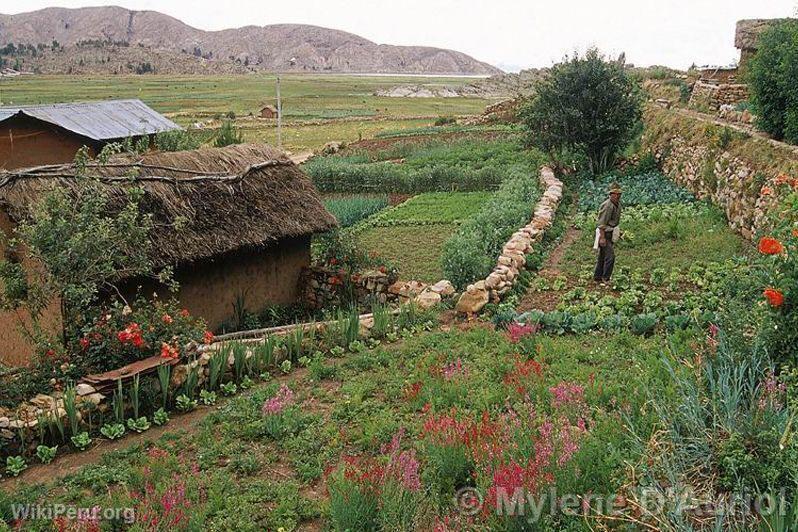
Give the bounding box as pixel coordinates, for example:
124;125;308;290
154;129;203;152
434;116;457;126
441;152;545;289
214;120;243;147
748;20;798;143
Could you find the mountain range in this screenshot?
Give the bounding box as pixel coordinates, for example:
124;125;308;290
0;6;502;75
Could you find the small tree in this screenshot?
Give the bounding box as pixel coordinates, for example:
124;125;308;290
520;49;642;174
0;147;165;346
748;20;798;143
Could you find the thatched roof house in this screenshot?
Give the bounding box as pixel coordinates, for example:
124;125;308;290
0;144;337;366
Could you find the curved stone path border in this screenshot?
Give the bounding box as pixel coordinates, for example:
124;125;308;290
455;166;564;314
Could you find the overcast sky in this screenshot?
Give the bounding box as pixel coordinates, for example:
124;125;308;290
4;0;797;71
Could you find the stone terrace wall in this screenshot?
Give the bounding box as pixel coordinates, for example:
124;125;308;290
642;106;797;239
456;166;563;314
689;81;748;112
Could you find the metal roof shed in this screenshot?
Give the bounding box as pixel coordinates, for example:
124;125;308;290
0;99;180;141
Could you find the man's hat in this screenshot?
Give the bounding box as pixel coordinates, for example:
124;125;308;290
608;182;622;194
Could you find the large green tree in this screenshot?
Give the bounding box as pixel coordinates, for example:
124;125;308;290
520;49;642;174
748;20;798;143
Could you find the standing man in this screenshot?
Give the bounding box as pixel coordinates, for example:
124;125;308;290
593;183;622;283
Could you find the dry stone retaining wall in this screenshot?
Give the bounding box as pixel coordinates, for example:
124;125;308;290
644;107;793;239
689;81;748;112
456;166;563;314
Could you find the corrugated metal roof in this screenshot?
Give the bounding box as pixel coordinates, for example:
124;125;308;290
0;99;180;141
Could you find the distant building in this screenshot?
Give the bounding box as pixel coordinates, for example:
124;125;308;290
259;105;278;119
0;99;180;170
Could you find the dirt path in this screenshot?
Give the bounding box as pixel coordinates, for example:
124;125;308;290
516;226;582;312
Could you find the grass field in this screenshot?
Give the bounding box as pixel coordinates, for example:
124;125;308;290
0;74;491;152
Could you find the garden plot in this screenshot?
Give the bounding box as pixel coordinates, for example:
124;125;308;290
515;171;749;335
2;320;694;531
353;192;491;282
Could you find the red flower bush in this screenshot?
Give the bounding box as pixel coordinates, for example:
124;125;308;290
117;323;145;348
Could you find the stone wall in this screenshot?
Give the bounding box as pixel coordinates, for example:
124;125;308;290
300;266;398;309
689;81;748;112
456;167;564;314
643;106;796;239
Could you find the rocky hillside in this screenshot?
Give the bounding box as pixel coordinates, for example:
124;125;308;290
0;6;501;75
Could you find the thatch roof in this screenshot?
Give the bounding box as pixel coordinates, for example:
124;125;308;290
0;144;337;268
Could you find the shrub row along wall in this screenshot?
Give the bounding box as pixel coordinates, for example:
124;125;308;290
455;166;563;314
642;106;798;239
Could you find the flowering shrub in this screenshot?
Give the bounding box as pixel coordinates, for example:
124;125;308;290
419;390;589;528
132;447;208;530
75;296;207;372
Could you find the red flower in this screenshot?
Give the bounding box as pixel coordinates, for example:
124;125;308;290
758;236;785;255
79;337;90;350
180;309;190;318
792;228;798;238
764;288;785;308
761;185;773;196
117;323;144;346
160;342;179;360
45;349;56;359
203;330;215;345
162;314;174;325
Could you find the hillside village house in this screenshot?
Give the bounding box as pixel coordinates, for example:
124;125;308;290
0;144;337;366
0;99;179;170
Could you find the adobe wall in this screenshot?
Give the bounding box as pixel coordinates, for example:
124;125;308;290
121;235;312;331
0;212;63;367
0;115;97;170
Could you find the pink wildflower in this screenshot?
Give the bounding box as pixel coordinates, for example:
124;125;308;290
262;384;294;415
507;321;538;343
442;358;467;381
549;382;585;409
